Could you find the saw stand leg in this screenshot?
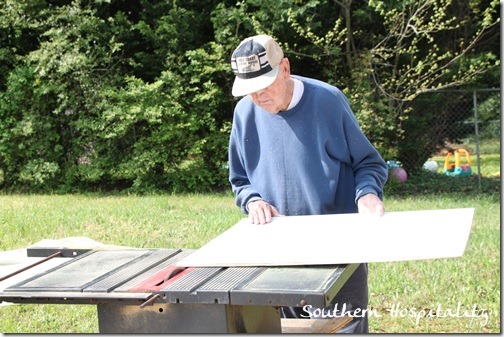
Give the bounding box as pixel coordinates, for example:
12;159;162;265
97;302;281;333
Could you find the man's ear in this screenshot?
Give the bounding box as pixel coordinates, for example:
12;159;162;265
281;58;291;78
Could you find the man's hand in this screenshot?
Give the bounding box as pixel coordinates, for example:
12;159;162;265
357;194;385;216
247;200;281;224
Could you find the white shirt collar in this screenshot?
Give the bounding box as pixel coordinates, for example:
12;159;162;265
286;78;304;110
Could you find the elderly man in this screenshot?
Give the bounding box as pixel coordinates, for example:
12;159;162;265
227;34;388;333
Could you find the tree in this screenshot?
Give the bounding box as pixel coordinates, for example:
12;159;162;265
0;0;128;189
0;0;499;191
0;0;234;191
357;0;500;171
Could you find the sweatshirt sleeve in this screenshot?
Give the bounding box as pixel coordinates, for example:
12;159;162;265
228;113;261;214
335;91;388;203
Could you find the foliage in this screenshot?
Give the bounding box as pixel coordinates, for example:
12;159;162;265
358;0;500;171
0;0;500;192
477;93;501;139
0;0;233;192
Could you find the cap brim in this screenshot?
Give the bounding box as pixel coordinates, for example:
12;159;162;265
231;65;280;97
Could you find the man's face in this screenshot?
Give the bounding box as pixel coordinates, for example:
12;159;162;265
248;58;292;114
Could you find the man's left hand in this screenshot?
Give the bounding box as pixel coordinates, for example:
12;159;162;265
357;194;385;216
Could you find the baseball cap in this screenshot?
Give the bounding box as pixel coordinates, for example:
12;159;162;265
230;35;284;97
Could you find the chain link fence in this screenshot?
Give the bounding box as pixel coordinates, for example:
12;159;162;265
401;88;500;189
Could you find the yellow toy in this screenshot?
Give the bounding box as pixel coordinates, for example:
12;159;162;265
443;149;472;177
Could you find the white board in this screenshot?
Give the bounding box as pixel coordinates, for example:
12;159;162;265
176;208;475;267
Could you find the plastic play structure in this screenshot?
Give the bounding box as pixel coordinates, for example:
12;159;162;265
443;149;472;177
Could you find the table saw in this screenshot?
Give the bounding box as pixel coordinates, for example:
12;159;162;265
1;208;474;333
0;246;357;333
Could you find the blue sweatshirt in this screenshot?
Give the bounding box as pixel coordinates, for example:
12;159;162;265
228;75;388;216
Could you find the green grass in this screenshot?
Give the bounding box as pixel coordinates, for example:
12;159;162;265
368;195;500;333
0;193;244;251
477;138;501;155
0;192;500;333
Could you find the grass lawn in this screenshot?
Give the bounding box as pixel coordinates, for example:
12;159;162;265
368;194;500;333
0;190;500;333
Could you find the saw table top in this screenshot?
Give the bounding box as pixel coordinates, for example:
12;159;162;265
0;248;357;309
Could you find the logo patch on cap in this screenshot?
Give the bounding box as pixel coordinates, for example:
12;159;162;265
231;43;272;79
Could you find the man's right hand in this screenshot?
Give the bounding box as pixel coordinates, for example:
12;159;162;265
247;200;281;224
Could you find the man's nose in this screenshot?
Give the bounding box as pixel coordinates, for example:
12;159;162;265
254;88;269;97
